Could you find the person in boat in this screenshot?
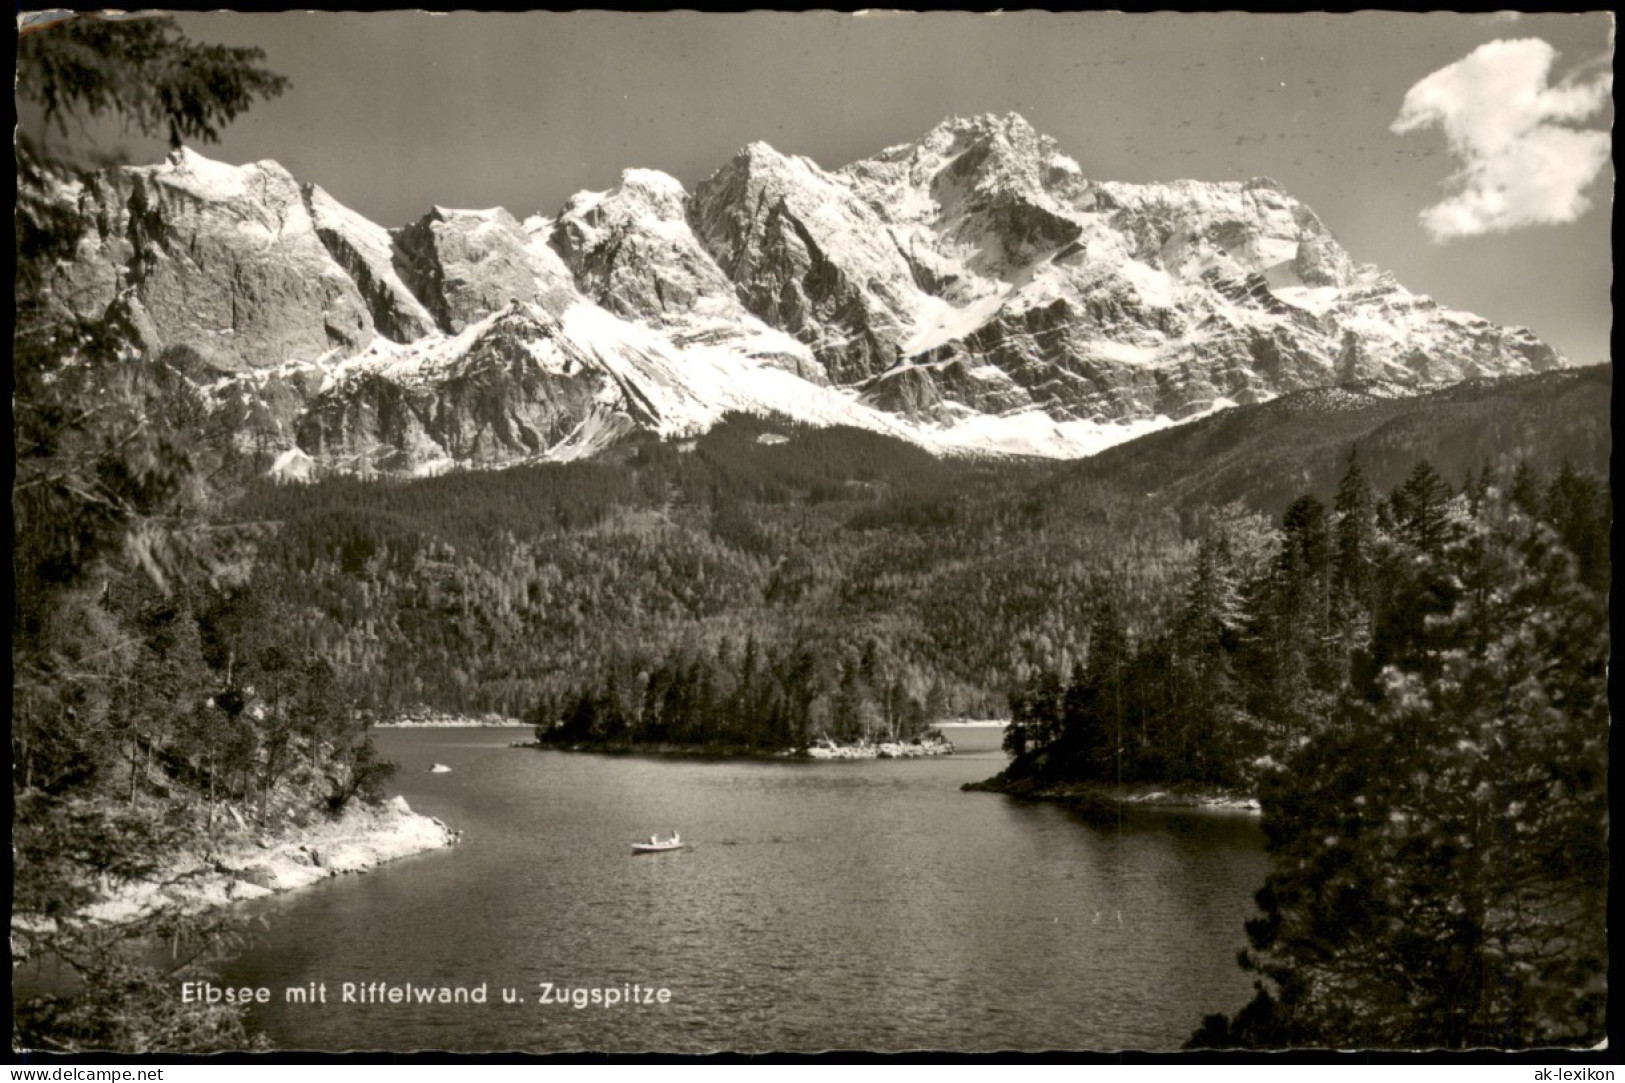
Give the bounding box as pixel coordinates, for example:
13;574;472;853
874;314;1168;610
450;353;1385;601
650;834;657;845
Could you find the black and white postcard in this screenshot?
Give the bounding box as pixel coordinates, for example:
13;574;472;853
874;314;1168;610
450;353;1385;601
12;10;1612;1057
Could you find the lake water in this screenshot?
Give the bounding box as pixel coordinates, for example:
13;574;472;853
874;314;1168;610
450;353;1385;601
219;727;1269;1052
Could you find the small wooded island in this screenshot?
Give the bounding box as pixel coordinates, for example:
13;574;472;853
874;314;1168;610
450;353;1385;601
529;717;955;760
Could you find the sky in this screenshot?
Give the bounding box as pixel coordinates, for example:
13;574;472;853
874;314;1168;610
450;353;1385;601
20;10;1616;364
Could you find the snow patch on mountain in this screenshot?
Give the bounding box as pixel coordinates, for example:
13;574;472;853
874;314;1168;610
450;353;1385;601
904;291;1013;354
269;446;316;483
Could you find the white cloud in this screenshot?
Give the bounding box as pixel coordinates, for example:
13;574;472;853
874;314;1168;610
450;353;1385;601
1391;38;1612;241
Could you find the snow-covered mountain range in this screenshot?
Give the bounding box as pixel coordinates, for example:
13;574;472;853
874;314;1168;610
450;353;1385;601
38;112;1565;477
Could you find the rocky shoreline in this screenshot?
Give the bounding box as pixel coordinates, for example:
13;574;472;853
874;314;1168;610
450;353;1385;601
804;735;955;760
523;733;955;760
962;775;1261;814
76;796;460;927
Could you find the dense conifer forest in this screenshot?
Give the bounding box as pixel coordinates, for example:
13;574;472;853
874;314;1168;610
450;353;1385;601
229;367;1609;764
1184;460;1608;1047
233;416;1165;727
12;13;1609;1053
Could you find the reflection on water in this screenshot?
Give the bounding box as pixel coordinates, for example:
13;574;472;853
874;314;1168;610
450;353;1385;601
219;729;1267;1052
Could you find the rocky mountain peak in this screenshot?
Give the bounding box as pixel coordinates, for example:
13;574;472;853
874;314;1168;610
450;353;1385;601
613;168;688;211
920;110;1007;145
556;169;689;235
853;110;1082;207
916;111;1049;159
550;166;758;332
159;145;298;202
724;139;803;179
43;147;374;374
391;203;579;333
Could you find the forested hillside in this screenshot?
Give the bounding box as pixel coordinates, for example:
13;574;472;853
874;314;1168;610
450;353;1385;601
234;416;1147;725
230;366;1609;748
13;17;400;1052
1058;365;1611;523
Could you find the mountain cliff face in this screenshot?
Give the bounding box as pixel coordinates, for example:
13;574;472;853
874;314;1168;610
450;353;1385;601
691;142;926;385
31;114;1566;476
46;150;375;374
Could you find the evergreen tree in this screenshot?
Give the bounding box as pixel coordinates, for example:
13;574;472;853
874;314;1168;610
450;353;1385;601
1540;461;1609;593
1508;461;1543;519
1057;661;1104;777
1084;601;1129;782
1170;539;1247;784
1390;459;1454;558
17;13;288;154
1331;448;1377;652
